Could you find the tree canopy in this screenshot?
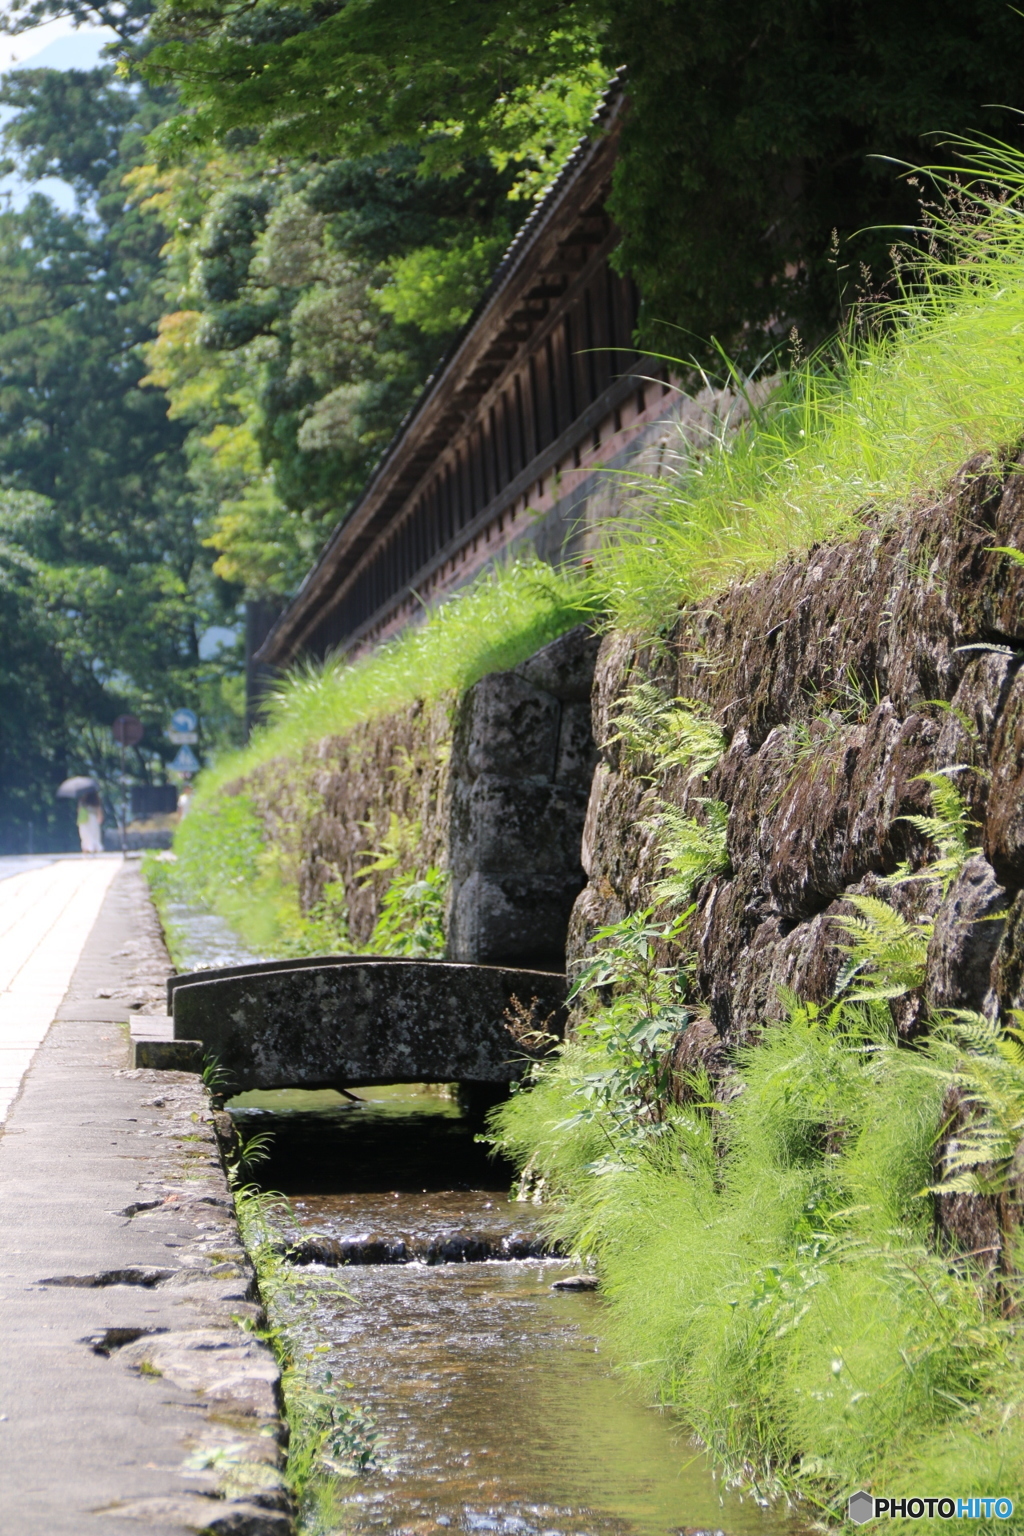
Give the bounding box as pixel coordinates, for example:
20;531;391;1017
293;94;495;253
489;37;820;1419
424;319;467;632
137;141;528;596
133;0;1024;356
0;63;244;849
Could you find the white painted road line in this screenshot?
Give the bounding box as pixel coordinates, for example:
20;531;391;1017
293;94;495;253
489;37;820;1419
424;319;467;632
0;858;120;1122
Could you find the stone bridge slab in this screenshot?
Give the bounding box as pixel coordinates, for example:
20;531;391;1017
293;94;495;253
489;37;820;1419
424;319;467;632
171;959;566;1093
165;952;444;1010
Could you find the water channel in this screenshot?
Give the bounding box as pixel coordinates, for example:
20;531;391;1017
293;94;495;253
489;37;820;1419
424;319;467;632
169;897;795;1536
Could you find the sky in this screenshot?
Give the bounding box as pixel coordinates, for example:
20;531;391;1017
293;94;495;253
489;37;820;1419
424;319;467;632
0;15;119;208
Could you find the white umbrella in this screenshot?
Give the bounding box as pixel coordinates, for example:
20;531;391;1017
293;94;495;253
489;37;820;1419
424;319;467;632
56;776;98;798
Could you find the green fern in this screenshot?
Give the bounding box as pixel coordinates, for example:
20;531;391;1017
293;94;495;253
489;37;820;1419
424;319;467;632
925;1009;1024;1199
650;800;730;907
990;544;1024;568
608;682;725;783
356;810;423;881
834;894;931;1000
895;770;978;895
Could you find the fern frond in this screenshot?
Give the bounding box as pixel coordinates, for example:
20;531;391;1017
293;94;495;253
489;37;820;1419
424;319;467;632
930;1009;1002;1052
895;771;979;894
609;683;725;783
650;799;730;907
834;894;930;1000
923;1009;1024;1201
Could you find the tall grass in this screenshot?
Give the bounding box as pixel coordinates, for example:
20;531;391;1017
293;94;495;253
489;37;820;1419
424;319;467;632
492;1001;1024;1524
601;144;1024;630
197;555;594;797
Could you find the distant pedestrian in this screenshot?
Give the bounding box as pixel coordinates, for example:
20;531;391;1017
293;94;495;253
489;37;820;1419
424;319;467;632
77;790;104;854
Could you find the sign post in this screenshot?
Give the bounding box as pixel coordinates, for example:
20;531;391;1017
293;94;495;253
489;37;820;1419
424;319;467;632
166;708;200;800
111;714;144;857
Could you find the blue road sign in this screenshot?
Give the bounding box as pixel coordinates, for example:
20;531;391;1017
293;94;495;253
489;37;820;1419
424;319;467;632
170;708;198;734
169;745;200;774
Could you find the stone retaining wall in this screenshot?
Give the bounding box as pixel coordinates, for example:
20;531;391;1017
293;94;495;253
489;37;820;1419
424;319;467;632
245;626;601;970
572;452;1024;1037
447;625;600;968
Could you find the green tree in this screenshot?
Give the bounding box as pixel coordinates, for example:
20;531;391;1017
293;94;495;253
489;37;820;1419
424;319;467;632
602;0;1024;355
139;143;526;595
0;64;245;848
0;496;94;851
134;0;1024;358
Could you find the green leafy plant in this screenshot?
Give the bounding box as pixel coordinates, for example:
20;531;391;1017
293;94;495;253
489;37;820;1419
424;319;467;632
490;987;1013;1511
357;811;425;881
607;683;725;782
364;866;448;957
925;1010;1024;1202
894;770;979;895
833;894;931;1001
229;1128;274;1186
561;909;694;1152
315;1374;380;1474
201;1053;233;1101
650;799;730;908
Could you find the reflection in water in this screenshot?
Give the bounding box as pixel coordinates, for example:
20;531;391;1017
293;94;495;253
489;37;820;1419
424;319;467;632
230;1088;794;1536
230;1084;504;1194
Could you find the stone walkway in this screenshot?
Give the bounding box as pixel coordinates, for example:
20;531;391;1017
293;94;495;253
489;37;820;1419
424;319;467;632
0;856;121;1123
0;861;289;1535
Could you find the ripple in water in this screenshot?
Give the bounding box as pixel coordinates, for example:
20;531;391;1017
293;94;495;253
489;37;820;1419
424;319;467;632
230;1087;797;1536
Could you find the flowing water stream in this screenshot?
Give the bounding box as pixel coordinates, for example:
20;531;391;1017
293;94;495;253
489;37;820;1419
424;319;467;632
229;1086;796;1536
168;903;794;1536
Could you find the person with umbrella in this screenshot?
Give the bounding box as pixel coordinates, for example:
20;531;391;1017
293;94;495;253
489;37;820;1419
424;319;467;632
57;776;104;855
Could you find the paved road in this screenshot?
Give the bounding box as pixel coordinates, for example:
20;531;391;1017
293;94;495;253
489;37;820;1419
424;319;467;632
0;853;65;881
0;863;288;1534
0;857;120;1121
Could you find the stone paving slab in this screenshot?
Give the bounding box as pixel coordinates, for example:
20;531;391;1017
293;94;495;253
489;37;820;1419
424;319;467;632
0;863;290;1536
0;857;121;1121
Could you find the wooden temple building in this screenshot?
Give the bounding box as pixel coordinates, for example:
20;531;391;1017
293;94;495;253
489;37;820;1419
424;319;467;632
252;86;693;684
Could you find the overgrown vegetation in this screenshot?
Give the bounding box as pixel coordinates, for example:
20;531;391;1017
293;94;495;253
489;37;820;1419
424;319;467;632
490;777;1024;1521
146;788;449;960
193;138;1024;810
135;0;1024;363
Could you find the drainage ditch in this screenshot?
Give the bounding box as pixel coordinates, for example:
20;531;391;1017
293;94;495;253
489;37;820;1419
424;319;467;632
226;1082;793;1536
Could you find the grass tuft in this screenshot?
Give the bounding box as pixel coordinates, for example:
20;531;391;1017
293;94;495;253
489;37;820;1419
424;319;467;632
491;998;1023;1520
197;556;594;799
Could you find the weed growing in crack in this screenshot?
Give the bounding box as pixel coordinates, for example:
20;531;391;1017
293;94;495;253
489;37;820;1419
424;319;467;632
894;769;981;894
833;895;932;1002
607;682;725;782
649;800;730;909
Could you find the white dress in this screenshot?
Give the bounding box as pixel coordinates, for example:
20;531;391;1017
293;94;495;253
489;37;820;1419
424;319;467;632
78;810;103;854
